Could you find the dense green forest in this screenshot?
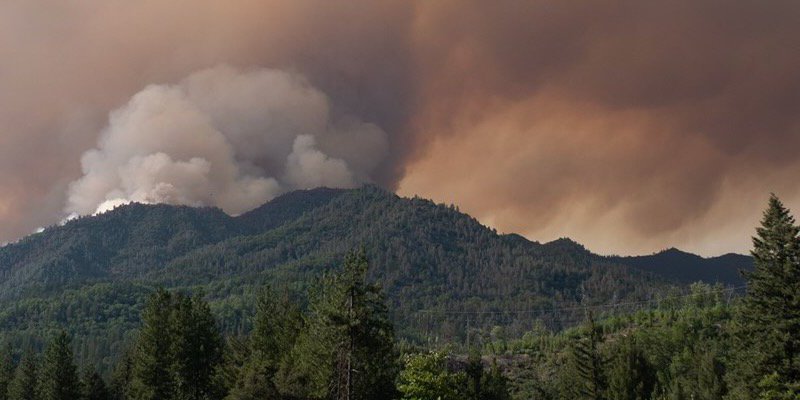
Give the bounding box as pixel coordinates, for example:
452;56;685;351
0;251;512;400
0;186;751;373
0;192;800;400
0;193;797;399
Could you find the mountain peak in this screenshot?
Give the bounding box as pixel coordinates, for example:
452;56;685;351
657;247;698;258
610;246;752;286
544;237;587;252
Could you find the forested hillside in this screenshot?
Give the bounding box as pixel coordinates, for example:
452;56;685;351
0;186;749;373
610;248;752;286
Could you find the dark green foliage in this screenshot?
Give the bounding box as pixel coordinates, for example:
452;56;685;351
611;248;752;286
128;290;223;400
0;185;744;373
496;281;737;399
397;351;463;400
480;360;512;400
277;250;398;400
8;351;37;400
37;331;81;400
696;350;726;400
3;189;795;400
109;349;133;400
728;194;800;399
0;343;15;400
82;368;111;400
397;351;511;400
224;287;301;399
465;349;484;399
130;290;175;400
171;293;224;400
568;314;607;400
606;337;655;400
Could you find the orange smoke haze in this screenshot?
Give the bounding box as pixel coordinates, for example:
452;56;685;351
1;0;799;255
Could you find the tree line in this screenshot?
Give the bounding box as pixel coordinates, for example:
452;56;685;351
0;194;798;399
500;194;800;399
0;251;511;400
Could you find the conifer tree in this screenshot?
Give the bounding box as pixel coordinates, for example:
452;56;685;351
82;368;111;400
728;194;800;399
109;349;133;400
171;293;223;400
696;350;725;400
37;331;81;400
0;343;15;400
130;289;175;400
569;313;607;400
214;337;250;400
8;351;37;400
607;337;655;400
464;349;483;400
127;289;224;400
226;287;301;399
276;250;398;400
333;250;398;400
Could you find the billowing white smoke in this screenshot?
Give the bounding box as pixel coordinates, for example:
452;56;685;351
65;65;388;217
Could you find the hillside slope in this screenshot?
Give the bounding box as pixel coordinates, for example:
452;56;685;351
610;248;752;286
0;185;751;371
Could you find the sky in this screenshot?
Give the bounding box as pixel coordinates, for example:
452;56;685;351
1;0;799;256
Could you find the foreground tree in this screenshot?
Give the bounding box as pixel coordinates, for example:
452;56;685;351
276;250;398;400
109;349;134;400
37;331;82;400
0;343;15;400
130;289;175;400
8;351;37;400
82;368;111;400
728;194;800;399
128;289;223;400
568;313;607;400
171;293;224;400
606;337;655;400
225;287;302;399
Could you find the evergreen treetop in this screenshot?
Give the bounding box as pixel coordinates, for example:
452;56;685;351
37;331;81;400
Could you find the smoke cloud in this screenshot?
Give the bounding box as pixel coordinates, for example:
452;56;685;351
1;0;800;255
66;66;383;216
397;0;800;255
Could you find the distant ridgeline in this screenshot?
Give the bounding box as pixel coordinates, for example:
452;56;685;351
0;185;751;371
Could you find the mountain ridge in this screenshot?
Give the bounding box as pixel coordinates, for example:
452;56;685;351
0;185;752;371
9;189;750;261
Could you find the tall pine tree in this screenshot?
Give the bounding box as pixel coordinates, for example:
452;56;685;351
171;293;223;400
728;194;800;399
37;331;81;400
8;350;37;400
606;336;655;400
226;287;302;399
130;289;175;400
569;313;607;400
0;343;15;400
109;348;133;400
82;368;111;400
276;250;398;400
127;289;224;400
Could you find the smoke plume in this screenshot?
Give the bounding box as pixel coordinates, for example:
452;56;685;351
1;0;800;255
66;66;384;216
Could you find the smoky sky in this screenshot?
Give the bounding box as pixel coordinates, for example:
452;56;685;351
1;0;799;255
